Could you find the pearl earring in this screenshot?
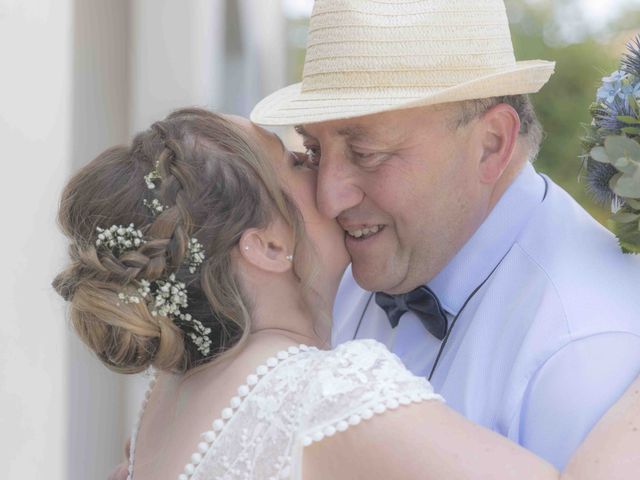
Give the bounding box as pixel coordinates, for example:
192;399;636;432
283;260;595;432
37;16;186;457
244;246;249;251
286;255;293;262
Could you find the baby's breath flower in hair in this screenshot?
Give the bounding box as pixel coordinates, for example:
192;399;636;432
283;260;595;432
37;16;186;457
143;198;167;215
151;274;188;318
96;224;146;256
186;238;206;274
116;274;212;356
183;314;212;356
117;279;151;306
150;275;213;356
144;161;161;190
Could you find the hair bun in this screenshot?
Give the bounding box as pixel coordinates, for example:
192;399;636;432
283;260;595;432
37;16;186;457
69;280;187;373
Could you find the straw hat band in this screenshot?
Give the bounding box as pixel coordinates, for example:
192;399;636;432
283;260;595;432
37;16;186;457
307;28;512;47
312;13;507;27
310;11;507;29
306;38;515;58
302;68;521;91
304;55;516;76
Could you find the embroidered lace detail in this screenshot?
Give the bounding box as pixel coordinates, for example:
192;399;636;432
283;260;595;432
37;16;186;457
128;339;442;480
297;340;443;450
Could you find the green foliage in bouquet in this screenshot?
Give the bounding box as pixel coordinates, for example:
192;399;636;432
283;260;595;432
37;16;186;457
583;37;640;254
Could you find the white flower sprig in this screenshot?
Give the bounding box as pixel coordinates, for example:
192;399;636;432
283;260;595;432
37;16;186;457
185;314;212;356
186;238;206;274
143;198;167;215
151;274;188;317
96;224;146;255
117;275;211;356
117;279;151;305
144;161;161;190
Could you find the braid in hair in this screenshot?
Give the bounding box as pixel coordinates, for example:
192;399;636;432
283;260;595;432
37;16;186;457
54;108;300;373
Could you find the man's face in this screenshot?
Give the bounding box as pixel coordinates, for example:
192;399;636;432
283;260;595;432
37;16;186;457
298;105;490;294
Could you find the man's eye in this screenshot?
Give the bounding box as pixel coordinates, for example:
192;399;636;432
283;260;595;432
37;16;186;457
304;146;321;166
351;150;388;165
352;151;376;160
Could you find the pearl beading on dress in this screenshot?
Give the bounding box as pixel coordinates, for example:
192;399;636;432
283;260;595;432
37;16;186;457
127;370;158;480
177;344;316;480
299;390;438;447
126;345;316;480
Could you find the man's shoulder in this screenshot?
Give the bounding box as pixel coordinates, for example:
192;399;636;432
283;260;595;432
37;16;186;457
508;176;640;331
517;175;640;282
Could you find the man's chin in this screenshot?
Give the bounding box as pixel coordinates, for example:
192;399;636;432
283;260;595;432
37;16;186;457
351;263;400;293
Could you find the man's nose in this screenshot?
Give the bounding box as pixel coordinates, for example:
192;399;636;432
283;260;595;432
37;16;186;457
316;152;364;219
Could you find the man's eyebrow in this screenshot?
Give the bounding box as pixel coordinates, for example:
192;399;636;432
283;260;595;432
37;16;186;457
335;126;369;141
294;125;311;138
294;125;371;141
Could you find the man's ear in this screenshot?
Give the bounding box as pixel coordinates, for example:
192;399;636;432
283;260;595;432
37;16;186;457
475;103;520;184
238;223;293;274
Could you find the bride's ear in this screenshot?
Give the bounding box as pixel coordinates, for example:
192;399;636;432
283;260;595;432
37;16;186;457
238;222;293;274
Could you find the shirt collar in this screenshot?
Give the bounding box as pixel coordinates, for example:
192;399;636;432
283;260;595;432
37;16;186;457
428;163;547;315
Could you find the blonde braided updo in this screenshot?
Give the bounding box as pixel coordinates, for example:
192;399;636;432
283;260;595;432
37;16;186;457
53;108;302;373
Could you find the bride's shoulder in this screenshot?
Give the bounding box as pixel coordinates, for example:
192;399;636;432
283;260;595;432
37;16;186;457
299;340;441;434
300;341;445;480
312;339;419;382
330;338;400;359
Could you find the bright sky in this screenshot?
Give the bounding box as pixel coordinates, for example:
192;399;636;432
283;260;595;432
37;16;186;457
561;0;638;27
281;0;314;18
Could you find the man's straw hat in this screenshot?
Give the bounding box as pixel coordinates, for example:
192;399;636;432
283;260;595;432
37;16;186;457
251;0;555;126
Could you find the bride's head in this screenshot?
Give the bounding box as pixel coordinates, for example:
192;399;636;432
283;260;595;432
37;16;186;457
53;108;348;373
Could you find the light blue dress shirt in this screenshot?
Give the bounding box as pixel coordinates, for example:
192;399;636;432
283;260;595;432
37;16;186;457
332;163;640;469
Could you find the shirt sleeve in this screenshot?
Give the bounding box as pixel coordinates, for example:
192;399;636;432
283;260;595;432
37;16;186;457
516;332;640;469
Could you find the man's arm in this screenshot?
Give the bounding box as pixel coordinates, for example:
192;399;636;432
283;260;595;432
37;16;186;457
516;332;640;469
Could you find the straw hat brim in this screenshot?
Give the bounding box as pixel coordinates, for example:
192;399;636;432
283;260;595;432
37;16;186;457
251;60;555;126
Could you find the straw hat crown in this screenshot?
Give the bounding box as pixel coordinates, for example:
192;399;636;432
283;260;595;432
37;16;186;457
251;0;555;125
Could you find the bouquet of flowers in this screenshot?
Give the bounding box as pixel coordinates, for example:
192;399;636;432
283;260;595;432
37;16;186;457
583;35;640;254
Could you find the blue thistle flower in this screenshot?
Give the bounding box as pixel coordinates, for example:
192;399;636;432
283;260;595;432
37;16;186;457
621;35;640;77
584;160;618;206
593;99;635;132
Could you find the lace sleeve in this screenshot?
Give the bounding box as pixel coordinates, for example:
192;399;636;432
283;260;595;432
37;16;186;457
299;339;444;447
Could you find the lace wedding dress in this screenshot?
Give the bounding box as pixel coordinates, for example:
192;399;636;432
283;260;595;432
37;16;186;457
128;339;443;480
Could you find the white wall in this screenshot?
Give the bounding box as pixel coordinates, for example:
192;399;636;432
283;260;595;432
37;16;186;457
237;0;287;114
130;0;225;133
0;1;288;478
0;1;72;479
67;2;132;479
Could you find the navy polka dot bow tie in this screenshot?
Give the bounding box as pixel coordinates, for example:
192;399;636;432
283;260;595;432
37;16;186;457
375;286;448;340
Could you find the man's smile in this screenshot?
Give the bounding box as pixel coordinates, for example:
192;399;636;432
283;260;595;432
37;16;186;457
344;224;385;240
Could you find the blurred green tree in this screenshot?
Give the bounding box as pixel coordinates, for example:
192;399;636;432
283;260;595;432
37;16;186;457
506;0;640;224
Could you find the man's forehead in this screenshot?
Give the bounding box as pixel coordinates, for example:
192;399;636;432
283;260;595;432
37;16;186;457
294;105;451;140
